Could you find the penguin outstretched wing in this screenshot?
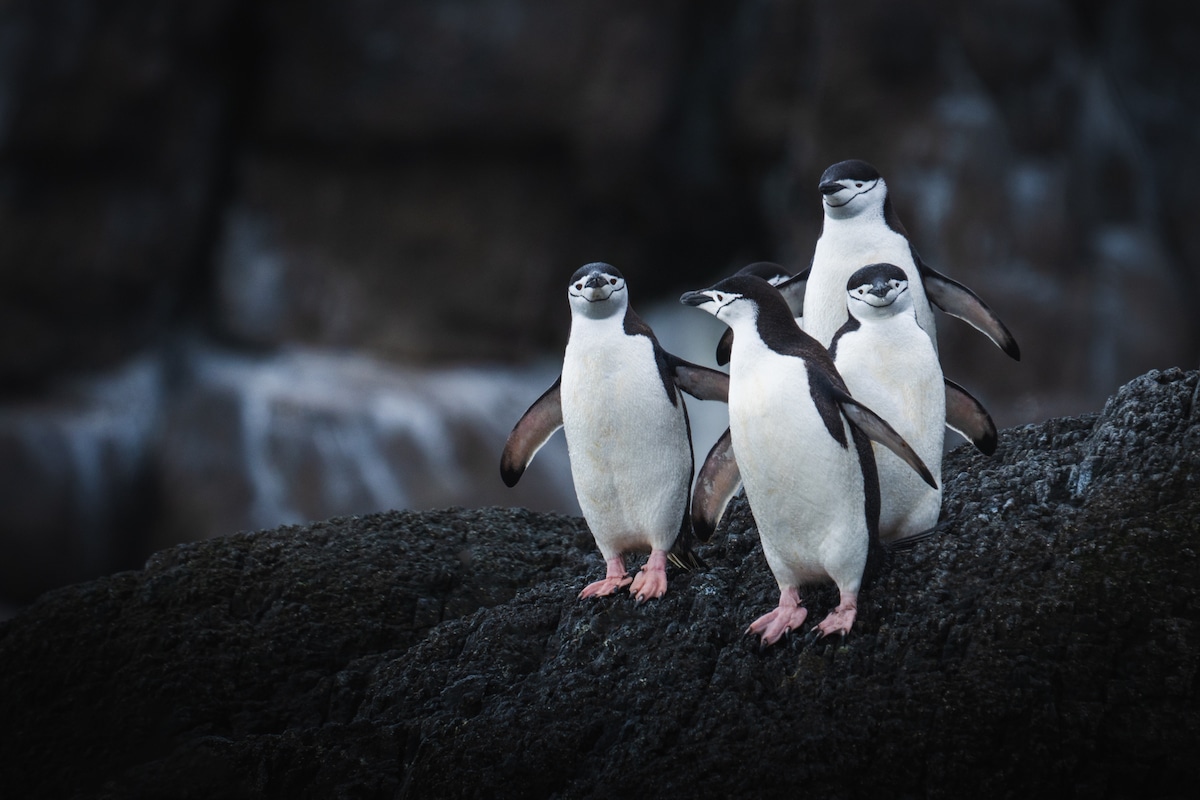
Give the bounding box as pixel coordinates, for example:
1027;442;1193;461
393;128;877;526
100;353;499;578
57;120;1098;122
691;427;742;542
715;263;806;365
500;378;563;487
944;378;998;455
915;253;1020;361
665;354;729;402
832;387;939;490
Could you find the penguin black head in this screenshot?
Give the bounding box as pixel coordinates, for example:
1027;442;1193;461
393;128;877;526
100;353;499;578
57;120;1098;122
568;262;628;319
818;159;886;219
733;261;793;287
680;275;793;328
846;263;911;317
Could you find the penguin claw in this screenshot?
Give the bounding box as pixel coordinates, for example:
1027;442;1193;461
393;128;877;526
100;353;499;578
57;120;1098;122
628;552;669;603
746;605;809;648
801;628;823;648
578;575;632;599
815;605;858;638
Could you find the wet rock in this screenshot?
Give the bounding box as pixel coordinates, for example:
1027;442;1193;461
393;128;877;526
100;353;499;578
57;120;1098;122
2;368;1197;798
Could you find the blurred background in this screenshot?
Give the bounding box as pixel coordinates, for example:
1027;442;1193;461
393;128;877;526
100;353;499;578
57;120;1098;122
2;0;1197;612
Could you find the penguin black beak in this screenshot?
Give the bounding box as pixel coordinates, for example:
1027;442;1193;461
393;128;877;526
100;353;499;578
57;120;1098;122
584;275;608;289
680;290;709;307
869;281;891;298
819;181;844;196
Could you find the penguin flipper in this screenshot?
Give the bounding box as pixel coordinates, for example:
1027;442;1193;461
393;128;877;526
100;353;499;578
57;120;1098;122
917;257;1021;360
715;328;735;366
835;391;939;490
944;378;998;455
691;427;742;542
776;266;808;317
500;378;564;487
667;355;730;402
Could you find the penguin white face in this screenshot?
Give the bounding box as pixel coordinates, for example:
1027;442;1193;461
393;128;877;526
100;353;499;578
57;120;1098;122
846;263;910;315
568;263;627;319
818;159;885;220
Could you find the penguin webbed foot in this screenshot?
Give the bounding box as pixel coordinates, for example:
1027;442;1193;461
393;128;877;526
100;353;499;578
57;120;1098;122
629;551;669;603
814;594;858;638
579;554;634;599
745;589;809;647
579;575;633;599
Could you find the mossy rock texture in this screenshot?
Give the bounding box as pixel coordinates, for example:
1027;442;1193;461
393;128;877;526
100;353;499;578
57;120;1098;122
3;368;1199;799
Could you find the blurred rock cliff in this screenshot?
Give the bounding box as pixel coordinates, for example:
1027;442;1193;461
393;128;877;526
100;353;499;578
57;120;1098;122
2;0;1197;606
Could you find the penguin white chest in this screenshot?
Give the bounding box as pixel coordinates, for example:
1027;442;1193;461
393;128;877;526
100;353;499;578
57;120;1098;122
727;343;868;590
560;325;690;556
834;315;944;540
807;222;933;346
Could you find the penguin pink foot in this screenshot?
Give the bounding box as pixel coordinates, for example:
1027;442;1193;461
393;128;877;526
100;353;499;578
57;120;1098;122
579;555;633;599
746;587;809;646
629;550;669;603
816;592;858;637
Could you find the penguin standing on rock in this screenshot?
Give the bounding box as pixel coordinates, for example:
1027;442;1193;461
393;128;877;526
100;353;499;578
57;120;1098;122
785;159;1020;361
830;263;944;542
681;275;937;644
501;263;729;602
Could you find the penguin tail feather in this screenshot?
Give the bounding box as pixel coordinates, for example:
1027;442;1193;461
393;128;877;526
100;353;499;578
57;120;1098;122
669;516;708;571
884;519;953;552
668;548;707;572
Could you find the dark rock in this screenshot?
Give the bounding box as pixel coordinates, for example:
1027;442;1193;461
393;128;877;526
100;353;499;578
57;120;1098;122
2;368;1198;798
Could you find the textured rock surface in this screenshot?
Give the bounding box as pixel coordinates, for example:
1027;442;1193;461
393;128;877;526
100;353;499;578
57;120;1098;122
2;368;1198;798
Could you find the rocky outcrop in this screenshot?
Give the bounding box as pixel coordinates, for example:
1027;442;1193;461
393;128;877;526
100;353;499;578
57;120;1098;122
2;368;1197;798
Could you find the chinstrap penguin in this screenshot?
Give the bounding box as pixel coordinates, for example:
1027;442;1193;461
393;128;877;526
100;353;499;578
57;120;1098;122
829;263;944;543
681;274;936;644
779;159;1020;360
502;263;729;602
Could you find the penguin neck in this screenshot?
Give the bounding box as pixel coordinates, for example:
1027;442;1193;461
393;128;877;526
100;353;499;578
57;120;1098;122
571;299;626;325
728;298;801;362
823;198;886;231
849;296;912;323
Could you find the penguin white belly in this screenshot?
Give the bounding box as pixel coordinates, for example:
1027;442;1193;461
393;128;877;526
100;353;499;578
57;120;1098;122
728;349;868;593
806;224;935;347
835;320;944;541
561;329;690;560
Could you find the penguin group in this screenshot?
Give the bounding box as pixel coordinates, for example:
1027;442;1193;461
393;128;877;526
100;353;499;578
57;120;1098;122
501;159;1017;645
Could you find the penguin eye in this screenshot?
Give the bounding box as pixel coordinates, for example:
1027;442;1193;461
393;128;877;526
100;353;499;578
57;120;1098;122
575;283;583;290
609;278;617;285
855;182;863;188
715;293;724;302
